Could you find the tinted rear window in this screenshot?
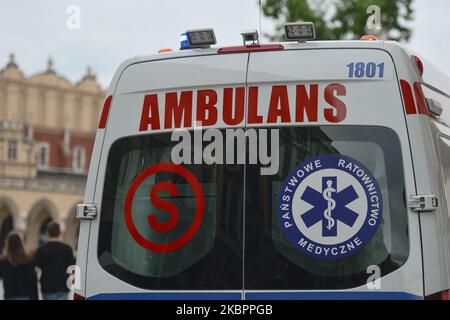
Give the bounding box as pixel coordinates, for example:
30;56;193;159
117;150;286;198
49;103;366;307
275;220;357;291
98;126;408;290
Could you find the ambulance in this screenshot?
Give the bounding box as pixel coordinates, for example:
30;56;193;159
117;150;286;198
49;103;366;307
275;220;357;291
74;22;450;300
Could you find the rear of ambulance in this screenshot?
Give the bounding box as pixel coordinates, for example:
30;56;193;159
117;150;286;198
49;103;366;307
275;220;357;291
74;37;426;300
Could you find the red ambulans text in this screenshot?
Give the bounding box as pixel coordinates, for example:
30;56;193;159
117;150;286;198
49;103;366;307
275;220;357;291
139;84;347;131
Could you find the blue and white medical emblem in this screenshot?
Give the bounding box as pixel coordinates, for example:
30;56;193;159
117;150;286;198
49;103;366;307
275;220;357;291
278;154;383;260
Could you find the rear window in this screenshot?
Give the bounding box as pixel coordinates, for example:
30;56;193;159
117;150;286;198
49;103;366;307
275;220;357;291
98;126;409;290
245;126;408;289
98;133;243;289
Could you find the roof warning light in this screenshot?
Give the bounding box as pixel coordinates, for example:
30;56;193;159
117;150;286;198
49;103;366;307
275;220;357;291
181;28;217;50
284;22;316;42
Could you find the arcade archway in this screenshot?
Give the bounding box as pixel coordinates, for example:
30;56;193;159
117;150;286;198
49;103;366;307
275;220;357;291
25;199;58;249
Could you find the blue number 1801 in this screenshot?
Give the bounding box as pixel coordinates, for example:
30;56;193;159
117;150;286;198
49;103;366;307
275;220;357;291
347;62;384;78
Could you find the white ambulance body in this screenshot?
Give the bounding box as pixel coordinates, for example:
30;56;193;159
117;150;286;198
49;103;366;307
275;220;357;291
74;35;450;300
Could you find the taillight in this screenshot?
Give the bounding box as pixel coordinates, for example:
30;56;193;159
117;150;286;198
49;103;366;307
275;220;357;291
98;95;113;129
73;292;86;300
414;55;424;76
425;289;450;300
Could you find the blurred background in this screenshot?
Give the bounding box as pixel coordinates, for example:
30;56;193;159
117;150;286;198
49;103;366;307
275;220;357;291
0;0;449;298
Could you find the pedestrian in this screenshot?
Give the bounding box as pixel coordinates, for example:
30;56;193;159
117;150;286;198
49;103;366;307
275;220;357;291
35;222;75;300
0;232;38;300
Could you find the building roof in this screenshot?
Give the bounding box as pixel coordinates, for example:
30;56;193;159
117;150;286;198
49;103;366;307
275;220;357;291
0;53;104;95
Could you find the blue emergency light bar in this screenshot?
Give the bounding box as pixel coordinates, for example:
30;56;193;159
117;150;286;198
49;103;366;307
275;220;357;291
180;33;190;50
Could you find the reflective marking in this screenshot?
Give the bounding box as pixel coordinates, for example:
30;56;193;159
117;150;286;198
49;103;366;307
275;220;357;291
245;291;422;300
400;80;417;115
87;291;422;300
88;292;241;300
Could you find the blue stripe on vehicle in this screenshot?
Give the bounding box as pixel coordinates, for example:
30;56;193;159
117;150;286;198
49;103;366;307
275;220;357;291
88;291;422;300
244;291;422;300
88;292;242;300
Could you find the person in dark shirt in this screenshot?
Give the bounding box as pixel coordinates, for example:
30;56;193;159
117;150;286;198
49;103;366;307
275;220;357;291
35;222;75;300
0;232;38;300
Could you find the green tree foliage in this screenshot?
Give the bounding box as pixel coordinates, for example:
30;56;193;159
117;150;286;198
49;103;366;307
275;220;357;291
262;0;414;41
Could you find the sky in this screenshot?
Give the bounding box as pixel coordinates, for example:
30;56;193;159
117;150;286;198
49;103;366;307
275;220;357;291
0;0;449;88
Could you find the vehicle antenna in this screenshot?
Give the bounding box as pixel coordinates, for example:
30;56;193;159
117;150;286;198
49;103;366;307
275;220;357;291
259;0;262;42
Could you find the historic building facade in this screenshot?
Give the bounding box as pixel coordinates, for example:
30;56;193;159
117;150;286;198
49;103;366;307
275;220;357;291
0;54;104;252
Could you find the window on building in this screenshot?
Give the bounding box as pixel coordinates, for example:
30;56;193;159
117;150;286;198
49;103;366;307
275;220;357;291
37;143;50;169
7;140;17;162
72;146;86;173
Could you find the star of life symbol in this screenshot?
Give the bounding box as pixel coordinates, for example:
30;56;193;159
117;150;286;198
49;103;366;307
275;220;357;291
301;176;359;237
278;154;383;260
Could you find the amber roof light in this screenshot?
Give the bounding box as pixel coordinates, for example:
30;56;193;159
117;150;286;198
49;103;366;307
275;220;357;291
360;35;377;40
